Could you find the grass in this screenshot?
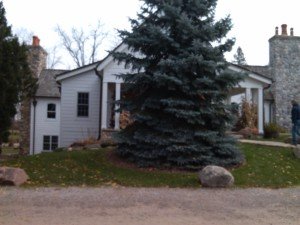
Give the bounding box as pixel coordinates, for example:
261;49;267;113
1;147;19;155
232;144;300;187
1;144;300;188
248;133;291;143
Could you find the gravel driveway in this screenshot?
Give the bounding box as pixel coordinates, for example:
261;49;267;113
0;187;299;225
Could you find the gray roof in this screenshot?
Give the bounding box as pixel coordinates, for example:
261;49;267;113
239;65;272;78
36;69;68;98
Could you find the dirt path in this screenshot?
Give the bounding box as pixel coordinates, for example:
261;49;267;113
0;187;299;225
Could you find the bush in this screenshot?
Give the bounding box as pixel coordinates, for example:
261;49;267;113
234;99;258;131
264;123;280;139
53;148;65;153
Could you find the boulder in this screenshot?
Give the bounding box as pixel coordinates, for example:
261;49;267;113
0;167;29;186
199;165;234;188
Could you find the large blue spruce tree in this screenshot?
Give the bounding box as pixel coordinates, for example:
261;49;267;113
113;0;244;169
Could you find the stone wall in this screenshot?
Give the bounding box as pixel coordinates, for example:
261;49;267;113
269;25;300;129
19;36;47;153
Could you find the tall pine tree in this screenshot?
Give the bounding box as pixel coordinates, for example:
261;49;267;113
232;46;247;65
0;1;36;154
113;0;244;169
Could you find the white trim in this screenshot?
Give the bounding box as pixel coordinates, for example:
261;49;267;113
258;88;264;134
56;63;98;81
101;82;108;129
246;88;251;102
114;83;121;130
96;43;128;72
229;65;272;85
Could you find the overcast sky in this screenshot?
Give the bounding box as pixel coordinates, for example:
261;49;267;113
2;0;300;68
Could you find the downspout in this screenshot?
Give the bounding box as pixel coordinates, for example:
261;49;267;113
95;68;103;140
32;98;37;155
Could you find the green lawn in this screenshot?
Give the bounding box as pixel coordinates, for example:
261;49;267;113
232;144;300;188
1;144;300;188
1;147;18;155
248;133;291;143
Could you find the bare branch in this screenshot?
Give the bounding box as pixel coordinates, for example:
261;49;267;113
55;20;108;68
14;27;34;45
46;45;63;69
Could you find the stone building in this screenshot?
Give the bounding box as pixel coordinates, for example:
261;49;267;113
244;24;300;129
26;25;300;154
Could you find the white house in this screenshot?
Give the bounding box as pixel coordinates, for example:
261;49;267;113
29;43;272;154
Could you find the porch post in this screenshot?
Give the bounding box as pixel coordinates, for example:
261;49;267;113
258;88;264;134
101;82;108;129
114;83;121;130
245;88;251;102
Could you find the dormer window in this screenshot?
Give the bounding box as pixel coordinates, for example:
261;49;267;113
47;103;56;119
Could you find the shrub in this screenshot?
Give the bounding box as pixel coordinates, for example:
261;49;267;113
234;98;258;131
53;148;65;153
264;123;280;139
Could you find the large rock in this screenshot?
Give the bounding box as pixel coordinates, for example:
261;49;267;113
0;167;29;186
199;165;234;188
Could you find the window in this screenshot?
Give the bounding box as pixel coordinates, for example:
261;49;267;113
43;135;59;151
47;103;56;118
77;92;89;117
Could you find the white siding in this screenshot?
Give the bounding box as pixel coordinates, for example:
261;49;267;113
30;98;61;154
60;70;100;147
103;61;127;84
264;101;274;124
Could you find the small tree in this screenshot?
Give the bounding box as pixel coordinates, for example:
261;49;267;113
0;2;37;154
234;98;257;131
232;46;247;65
113;0;245;169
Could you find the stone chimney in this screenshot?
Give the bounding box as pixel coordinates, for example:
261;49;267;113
281;24;288;35
19;36;48;153
27;36;47;78
269;24;300;129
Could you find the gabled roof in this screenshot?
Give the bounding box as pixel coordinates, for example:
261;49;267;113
36;69;67;98
56;61;101;81
229;64;273;84
96;43;127;72
238;65;272;79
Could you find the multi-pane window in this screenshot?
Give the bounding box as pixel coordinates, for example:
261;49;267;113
47;103;56;118
43;135;58;151
77;92;89;117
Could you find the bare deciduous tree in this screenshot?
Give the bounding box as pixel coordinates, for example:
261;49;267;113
14;27;34;44
46;45;63;69
56;21;108;68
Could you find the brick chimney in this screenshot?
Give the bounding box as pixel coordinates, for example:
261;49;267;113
281;24;288;35
32;36;40;46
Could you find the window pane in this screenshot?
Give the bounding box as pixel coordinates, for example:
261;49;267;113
51;136;58;150
47;104;56;118
47;112;56;118
77;93;89;117
43;136;50;150
48;104;56;111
